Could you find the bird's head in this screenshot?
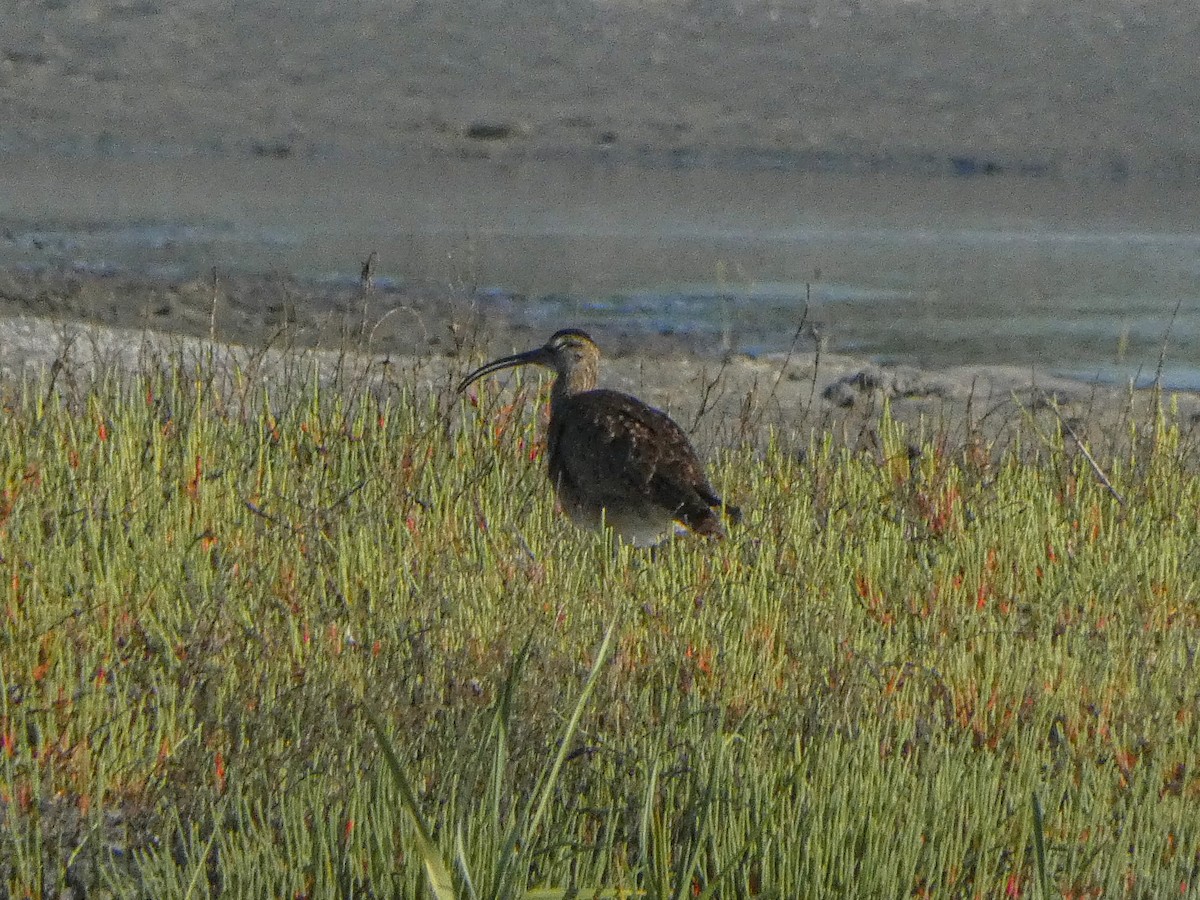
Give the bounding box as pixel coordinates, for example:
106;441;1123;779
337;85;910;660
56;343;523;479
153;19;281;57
457;329;600;395
542;329;599;376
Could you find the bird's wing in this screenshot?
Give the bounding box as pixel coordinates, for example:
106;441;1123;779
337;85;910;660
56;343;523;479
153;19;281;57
549;390;719;523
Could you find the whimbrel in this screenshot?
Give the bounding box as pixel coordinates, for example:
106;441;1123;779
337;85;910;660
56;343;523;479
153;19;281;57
458;329;740;546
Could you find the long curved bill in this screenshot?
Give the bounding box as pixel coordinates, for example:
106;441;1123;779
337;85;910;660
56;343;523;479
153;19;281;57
456;346;553;393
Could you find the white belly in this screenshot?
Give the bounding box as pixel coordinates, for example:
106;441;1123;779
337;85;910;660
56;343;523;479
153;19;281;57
558;492;676;548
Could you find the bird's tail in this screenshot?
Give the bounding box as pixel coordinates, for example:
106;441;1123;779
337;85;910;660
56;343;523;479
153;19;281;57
685;496;741;540
696;487;739;528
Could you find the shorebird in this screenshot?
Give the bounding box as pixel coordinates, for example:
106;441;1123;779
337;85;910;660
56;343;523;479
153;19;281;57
458;329;740;546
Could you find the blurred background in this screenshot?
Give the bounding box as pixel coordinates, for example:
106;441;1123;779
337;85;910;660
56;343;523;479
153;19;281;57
2;0;1198;383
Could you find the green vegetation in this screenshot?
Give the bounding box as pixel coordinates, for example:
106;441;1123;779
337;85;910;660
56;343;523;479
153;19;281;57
0;350;1197;898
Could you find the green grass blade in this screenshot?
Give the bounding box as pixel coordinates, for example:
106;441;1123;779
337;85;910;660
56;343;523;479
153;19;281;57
638;760;663;896
456;822;479;900
1031;791;1050;900
526;622;617;844
670;737;721;900
363;704;456;900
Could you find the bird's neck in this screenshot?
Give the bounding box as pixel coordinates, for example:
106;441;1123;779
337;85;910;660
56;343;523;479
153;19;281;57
551;362;598;406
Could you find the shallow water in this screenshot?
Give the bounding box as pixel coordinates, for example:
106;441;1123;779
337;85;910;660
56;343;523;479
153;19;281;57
2;153;1198;387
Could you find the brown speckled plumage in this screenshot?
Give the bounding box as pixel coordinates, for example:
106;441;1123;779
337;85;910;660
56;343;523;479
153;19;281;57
458;329;739;546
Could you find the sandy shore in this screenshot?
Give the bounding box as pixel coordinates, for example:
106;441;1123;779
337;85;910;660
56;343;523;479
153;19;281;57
2;269;1196;460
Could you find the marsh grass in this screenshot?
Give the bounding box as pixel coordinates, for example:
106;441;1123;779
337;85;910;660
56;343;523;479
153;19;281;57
0;345;1198;899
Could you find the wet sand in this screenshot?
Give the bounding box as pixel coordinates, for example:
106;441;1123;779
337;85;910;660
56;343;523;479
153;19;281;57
3;154;1199;388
